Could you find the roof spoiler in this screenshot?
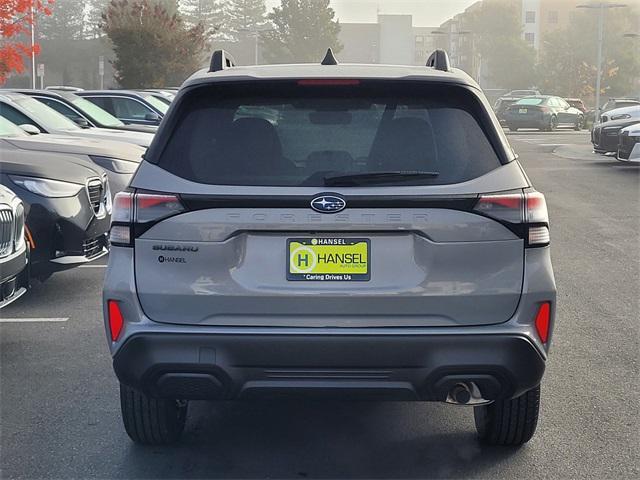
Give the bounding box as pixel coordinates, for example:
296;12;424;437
426;49;450;72
209;50;236;73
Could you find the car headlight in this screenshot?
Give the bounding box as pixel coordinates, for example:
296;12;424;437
89;155;139;174
610;113;631;121
9;175;84;198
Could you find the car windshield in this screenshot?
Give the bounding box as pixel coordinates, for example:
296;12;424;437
70;95;124;127
157;82;501;187
141;94;169;114
0;116;28;137
13;96;81;131
516;98;544;105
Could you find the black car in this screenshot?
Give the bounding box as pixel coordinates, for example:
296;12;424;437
75;90;168;126
591;117;640;154
10;89;157;134
0;185;29;307
502;96;584;131
0;147;111;281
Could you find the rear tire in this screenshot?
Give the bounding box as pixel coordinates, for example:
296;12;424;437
474;385;540;446
119;383;188;445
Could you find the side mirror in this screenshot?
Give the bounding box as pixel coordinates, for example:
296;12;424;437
19;124;41;135
144;112;160;122
73;117;90;128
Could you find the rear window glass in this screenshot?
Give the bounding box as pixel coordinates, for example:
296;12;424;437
156;82;502;187
515;98;544;105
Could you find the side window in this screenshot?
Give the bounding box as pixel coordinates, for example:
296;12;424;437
37;98;82;122
85;96;113;114
111;98;152;120
0;104;38;129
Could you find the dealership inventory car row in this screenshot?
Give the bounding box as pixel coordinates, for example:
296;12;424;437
0;88;163;304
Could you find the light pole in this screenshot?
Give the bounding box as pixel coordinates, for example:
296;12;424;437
623;33;640;97
576;3;627;120
239;27;274;65
30;5;36;89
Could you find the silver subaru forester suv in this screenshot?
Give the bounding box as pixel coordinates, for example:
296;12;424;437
103;50;556;446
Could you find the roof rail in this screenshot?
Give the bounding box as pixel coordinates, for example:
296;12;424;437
426;49;450;72
321;48;339;66
209;50;236;73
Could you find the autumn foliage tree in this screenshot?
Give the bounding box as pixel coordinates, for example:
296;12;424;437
102;0;207;88
0;0;53;84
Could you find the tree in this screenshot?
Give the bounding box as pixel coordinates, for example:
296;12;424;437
180;0;227;39
228;0;266;38
466;0;537;90
261;0;342;64
39;0;84;41
536;6;640;100
102;0;207;88
0;0;52;84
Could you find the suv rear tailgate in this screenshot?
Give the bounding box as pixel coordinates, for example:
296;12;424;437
134;204;524;327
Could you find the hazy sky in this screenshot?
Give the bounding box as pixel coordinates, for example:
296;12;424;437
264;0;479;27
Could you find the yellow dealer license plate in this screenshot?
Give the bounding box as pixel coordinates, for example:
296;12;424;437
287;238;370;281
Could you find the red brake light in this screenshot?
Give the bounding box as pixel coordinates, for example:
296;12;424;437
297;79;361;86
134;193;184;223
534;302;551;343
108;300;124;342
474;193;523;223
474;191;550;247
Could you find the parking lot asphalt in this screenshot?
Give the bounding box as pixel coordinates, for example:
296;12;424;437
1;129;638;479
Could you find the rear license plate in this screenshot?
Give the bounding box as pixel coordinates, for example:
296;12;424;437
287;238;370;281
519;108;528;114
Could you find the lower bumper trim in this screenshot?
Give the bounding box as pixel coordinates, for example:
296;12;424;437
113;332;546;402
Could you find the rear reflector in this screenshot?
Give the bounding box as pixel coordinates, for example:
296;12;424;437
297;79;361;86
107;300;124;342
534;302;551;343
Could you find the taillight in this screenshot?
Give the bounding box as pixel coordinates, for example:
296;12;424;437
534;302;551;343
107;300;124;342
109;191;184;247
474;191;550;247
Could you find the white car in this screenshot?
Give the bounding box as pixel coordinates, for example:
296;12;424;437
617;122;640;163
599;105;640;123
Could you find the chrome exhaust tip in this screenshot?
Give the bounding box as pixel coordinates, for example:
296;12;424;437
445;382;492;405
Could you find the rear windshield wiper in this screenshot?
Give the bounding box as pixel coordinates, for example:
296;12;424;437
324;171;440;186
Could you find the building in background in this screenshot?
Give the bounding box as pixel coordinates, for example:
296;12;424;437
338;14;438;66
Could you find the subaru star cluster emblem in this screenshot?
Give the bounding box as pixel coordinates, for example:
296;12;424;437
310;194;346;214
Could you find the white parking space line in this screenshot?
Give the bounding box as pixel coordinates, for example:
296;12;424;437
0;318;69;323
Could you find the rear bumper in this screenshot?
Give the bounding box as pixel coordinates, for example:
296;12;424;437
113;332;545;402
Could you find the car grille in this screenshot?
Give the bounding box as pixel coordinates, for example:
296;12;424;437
14;203;24;250
620;131;633;147
0;207;15;258
83;235;106;259
86;179;103;214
